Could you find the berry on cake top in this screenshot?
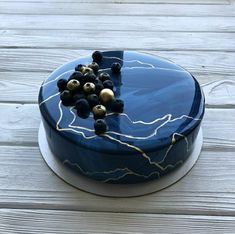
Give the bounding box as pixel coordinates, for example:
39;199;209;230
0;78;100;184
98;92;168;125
57;51;123;135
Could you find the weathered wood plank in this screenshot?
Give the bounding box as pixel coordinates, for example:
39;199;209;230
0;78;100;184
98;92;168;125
203;80;235;108
0;146;235;215
0;15;234;32
0;49;234;75
0;104;234;148
0;104;40;145
1;31;234;51
1;209;235;234
0;2;234;16
1;72;233;103
0;72;43;103
0;0;229;4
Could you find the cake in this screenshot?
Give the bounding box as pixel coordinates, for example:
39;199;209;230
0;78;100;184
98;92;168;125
38;51;205;184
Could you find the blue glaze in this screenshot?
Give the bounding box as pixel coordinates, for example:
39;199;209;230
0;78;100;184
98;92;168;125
39;51;205;184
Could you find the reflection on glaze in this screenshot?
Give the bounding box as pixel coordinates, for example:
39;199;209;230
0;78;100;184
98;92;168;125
39;92;60;106
41;55;188;89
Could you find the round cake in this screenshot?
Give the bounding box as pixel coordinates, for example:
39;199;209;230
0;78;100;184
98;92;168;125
38;51;205;184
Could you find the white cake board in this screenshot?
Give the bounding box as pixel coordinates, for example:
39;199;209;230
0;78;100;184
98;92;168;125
38;122;203;197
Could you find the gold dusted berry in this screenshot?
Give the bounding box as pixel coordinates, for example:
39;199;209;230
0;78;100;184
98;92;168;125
92;105;106;119
82;66;93;74
88;62;99;74
99;88;114;104
83;82;96;94
75;64;85;72
67;79;80;91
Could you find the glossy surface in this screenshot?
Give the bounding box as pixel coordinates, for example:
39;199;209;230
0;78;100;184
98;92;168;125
39;51;205;183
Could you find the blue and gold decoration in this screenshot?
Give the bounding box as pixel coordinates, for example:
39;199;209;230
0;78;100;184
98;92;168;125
38;51;205;184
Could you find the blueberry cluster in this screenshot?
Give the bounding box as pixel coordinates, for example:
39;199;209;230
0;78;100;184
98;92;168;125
57;51;123;135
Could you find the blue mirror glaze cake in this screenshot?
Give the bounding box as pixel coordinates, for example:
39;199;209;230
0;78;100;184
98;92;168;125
38;51;205;184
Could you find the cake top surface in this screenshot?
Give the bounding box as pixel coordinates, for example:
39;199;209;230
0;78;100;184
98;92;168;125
39;51;204;154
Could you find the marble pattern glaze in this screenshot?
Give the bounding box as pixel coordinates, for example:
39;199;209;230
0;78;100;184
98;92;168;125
38;51;205;184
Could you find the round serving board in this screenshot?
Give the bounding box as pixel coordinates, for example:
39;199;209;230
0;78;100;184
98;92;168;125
38;122;203;197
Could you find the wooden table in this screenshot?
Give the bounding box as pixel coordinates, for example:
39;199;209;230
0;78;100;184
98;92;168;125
0;0;235;233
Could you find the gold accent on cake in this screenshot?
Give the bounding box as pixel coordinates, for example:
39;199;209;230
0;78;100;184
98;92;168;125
102;133;183;172
82;67;93;74
83;82;95;94
99;88;115;103
92;105;106;117
67;79;80;91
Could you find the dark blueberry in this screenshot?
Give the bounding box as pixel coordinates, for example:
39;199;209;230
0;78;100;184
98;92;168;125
103;80;114;90
110;99;124;113
73;93;85;102
87;94;99;108
88;62;99;74
60;90;73;106
75;99;90;118
95;82;104;95
94;78;101;84
57;79;67;91
75;64;85;72
98;72;111;82
111;62;121;74
84;72;96;83
69;71;84;82
94;119;107;135
92;51;103;63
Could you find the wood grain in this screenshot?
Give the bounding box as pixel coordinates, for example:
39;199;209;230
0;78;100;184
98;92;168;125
0;72;43;103
0;49;234;75
203;80;235;108
1;30;234;51
1;209;235;234
0;15;234;32
0;2;234;16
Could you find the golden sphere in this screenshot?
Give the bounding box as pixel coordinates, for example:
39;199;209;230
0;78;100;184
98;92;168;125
92;105;106;119
67;79;80;91
88;62;99;73
82;66;93;74
83;82;96;94
99;88;114;103
76;65;85;73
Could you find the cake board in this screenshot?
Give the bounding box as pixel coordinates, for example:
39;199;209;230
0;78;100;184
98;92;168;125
38;122;203;197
